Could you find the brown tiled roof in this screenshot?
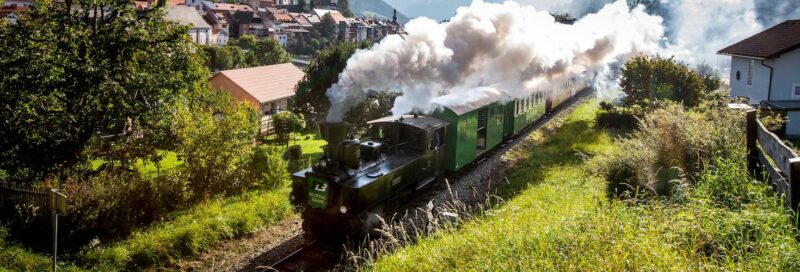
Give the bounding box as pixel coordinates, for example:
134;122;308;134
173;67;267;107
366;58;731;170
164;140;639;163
0;5;28;16
210;3;253;12
718;20;800;59
213;63;305;103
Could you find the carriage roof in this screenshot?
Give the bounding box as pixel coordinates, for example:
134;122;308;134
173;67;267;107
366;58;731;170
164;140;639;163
367;115;449;131
433;87;508;116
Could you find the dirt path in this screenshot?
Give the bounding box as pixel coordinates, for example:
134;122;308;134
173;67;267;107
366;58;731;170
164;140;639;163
175;215;305;272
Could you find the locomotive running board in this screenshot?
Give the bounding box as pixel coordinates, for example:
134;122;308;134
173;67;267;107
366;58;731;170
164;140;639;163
415;177;436;191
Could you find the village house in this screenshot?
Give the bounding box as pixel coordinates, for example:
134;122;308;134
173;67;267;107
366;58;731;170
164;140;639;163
719;19;800;136
211;28;229;46
133;0;185;10
165;6;212;45
208;63;305;132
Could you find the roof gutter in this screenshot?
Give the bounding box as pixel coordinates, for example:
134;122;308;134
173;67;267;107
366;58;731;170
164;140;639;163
760;60;774;101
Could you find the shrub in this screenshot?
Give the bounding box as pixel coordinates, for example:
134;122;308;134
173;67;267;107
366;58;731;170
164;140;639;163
758;108;786;133
601;102;746;199
173;92;259;199
595;109;640;130
250;145;289;189
272;111;306;141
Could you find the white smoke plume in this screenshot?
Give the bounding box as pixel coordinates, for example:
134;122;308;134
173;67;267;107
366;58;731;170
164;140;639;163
325;0;664;122
557;0;800;76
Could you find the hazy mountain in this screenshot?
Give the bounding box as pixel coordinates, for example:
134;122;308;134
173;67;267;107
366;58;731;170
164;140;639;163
350;0;410;24
383;0;560;21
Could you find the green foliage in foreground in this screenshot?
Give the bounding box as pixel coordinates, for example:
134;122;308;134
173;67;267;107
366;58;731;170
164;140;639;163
0;227;82;271
80;188;292;271
365;101;800;271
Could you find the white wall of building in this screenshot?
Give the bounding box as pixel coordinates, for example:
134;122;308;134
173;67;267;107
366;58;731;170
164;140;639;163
767;49;800;101
729;49;800;104
189;28;212;45
729;56;771;104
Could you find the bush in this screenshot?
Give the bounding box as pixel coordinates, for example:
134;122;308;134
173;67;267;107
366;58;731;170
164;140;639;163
173;91;259;199
272;111;306;141
596;110;640;130
619;55;708;109
600;102;746;199
250;145;289;189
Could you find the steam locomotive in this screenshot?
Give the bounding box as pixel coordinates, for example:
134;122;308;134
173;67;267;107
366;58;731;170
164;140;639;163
290;79;587;239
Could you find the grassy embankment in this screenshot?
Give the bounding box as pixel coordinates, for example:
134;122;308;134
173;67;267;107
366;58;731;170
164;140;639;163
366;100;799;271
78;132;327;270
1;133;326;271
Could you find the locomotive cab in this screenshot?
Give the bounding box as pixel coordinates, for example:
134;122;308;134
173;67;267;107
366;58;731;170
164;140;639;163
291;116;448;239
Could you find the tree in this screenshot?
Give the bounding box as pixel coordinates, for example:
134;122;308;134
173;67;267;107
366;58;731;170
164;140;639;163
231;34;258;50
247;38;291;66
317;13;338;41
173;89;259;199
619;55;708;109
208;36;289;71
294;42;395;135
0;0;207;181
695;63;722;93
337;0;353;18
206;46;234;71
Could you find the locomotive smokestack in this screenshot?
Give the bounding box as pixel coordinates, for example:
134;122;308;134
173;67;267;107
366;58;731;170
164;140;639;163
318;122;361;170
319;121;348;145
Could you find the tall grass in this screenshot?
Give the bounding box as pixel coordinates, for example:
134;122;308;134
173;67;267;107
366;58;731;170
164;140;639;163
0;227;83;271
360;100;800;271
80;188;293;271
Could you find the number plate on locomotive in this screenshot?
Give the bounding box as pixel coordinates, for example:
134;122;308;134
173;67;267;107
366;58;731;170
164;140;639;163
307;176;329;209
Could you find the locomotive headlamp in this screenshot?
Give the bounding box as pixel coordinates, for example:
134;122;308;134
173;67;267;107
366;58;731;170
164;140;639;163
340;205;348;214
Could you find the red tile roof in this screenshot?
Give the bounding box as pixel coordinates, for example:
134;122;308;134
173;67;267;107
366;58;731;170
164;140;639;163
0;5;28;16
133;0;186;10
718;20;800;59
210;3;253;12
213;63;305;103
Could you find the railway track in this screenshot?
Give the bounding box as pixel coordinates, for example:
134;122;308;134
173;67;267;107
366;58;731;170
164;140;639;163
268;240;341;272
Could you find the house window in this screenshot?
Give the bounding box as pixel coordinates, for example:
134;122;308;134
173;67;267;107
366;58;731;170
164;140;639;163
747;59;754;86
793;84;800;99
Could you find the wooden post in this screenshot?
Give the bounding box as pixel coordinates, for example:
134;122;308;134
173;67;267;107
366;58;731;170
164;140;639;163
746;109;759;175
790;158;800;226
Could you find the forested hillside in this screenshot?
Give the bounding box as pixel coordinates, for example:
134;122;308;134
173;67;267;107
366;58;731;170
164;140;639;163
350;0;409;24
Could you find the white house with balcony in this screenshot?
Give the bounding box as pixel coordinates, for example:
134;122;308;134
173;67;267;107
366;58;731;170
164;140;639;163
719;19;800;137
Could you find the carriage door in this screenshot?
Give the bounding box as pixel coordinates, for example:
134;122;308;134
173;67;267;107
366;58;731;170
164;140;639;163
476;109;488;152
431;127;445;177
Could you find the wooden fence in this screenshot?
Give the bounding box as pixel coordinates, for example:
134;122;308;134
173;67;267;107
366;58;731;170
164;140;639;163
744;109;800;219
0;183;50;214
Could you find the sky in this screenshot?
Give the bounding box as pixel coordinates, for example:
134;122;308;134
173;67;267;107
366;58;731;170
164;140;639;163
384;0;562;21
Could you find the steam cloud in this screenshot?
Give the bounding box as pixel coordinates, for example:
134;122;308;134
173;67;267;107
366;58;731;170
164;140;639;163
326;0;664;122
557;0;800;74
